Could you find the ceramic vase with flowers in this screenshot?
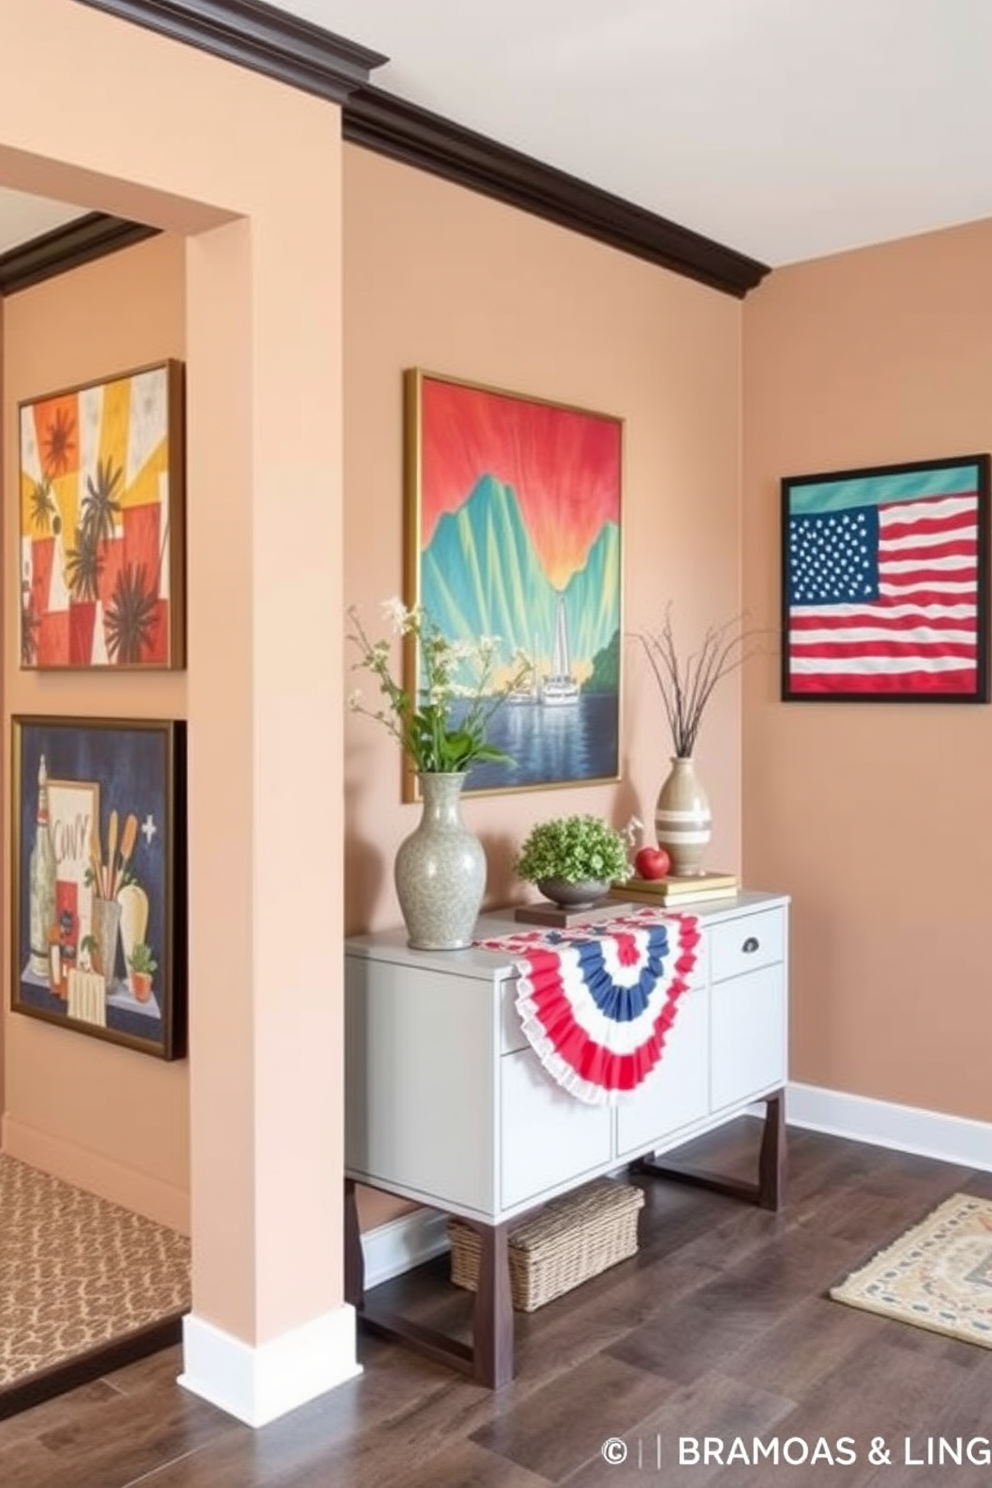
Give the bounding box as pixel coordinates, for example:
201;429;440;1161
638;606;760;877
347;599;530;950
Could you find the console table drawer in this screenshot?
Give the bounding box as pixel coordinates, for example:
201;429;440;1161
710;908;784;983
500;1048;612;1209
615;986;709;1158
711;964;786;1109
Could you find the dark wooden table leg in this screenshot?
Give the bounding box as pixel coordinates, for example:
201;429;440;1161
757;1089;786;1211
344;1178;365;1309
344;1183;514;1386
472;1219;514;1388
635;1088;787;1210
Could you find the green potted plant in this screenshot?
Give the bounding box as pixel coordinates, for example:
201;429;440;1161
127;941;157;1002
514;814;631;909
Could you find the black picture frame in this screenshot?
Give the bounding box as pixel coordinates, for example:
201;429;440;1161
781;454;990;703
11;716;187;1059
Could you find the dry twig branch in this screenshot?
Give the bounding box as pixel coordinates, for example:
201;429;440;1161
636;605;766;758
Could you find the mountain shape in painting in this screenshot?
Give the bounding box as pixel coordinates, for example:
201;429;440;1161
421;474;620;686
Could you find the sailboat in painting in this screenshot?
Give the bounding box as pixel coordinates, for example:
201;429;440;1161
541;594;580;706
507;634;541;705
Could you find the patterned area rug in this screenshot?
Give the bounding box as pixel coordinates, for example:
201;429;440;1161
0;1153;190;1389
830;1192;992;1348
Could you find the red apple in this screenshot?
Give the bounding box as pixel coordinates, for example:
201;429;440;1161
634;845;671;880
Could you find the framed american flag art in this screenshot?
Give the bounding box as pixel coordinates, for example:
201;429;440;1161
781;455;990;703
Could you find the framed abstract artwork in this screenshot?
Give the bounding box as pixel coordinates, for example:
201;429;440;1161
18;360;185;669
404;369;623;797
781;454;990;702
11;717;187;1060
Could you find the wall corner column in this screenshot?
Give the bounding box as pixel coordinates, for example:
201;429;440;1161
183;141;352;1426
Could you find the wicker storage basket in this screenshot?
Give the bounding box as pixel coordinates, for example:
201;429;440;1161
448;1178;645;1312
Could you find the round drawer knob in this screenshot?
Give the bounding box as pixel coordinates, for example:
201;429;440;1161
742;936;760;954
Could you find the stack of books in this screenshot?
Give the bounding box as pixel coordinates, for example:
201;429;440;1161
608;870;739;907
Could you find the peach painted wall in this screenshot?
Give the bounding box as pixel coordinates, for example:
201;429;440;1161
1;0;346;1349
342;146;745;1223
743;219;992;1123
1;235;189;1228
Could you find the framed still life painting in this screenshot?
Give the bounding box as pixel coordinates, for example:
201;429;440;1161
18;359;185;669
11;717;187;1060
781;454;990;702
404;369;623;797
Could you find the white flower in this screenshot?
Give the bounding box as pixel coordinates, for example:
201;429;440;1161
622;816;644;848
346;599;531;775
348;688;363;710
381;597;409;633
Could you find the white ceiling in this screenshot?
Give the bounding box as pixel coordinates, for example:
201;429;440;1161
296;0;992;267
0;187;87;255
5;0;992;268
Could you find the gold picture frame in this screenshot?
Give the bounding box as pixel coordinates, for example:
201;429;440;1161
18;359;186;669
403;368;624;799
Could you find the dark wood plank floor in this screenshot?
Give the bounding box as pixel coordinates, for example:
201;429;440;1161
1;1120;990;1487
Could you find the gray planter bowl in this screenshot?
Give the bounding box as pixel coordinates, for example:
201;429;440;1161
536;877;611;911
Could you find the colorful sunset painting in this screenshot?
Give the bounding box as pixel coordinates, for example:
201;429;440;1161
405;371;623;795
19;361;185;669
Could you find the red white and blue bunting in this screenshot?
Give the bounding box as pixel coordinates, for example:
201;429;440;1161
476;910;700;1106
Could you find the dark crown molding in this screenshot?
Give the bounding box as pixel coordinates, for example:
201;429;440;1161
0;213;160;296
73;0;388;102
42;0;769;300
343;87;769;298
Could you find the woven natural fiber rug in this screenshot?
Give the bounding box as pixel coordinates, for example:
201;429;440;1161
830;1192;992;1348
0;1153;190;1393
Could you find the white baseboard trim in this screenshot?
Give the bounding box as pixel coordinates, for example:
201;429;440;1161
787;1082;992;1173
326;1088;992;1326
362;1206;450;1289
179;1305;361;1428
360;1087;992;1298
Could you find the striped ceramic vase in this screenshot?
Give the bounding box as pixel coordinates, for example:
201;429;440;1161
655;756;712;877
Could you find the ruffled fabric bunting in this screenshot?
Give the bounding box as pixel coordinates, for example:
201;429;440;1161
513;915;701;1106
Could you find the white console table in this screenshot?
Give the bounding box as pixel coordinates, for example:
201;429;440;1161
344;890;789;1386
